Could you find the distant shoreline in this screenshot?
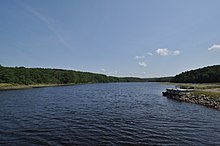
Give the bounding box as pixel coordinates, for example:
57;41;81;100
0;83;77;91
0;82;144;91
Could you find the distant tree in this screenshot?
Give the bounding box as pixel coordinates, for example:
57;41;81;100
0;66;147;84
172;65;220;83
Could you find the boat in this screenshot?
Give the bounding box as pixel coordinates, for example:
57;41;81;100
162;88;193;96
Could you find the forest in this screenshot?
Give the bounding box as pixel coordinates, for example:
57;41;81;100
1;65;219;85
145;77;173;82
0;65;146;85
172;65;220;83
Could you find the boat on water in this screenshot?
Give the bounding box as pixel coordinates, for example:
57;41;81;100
162;88;193;96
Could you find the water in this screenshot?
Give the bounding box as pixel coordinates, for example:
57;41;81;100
0;83;220;145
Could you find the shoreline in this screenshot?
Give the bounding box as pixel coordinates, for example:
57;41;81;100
164;90;220;110
162;83;220;110
0;83;77;91
0;82;123;91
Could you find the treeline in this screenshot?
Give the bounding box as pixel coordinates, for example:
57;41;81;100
118;77;148;82
172;65;220;83
0;65;146;85
145;77;173;82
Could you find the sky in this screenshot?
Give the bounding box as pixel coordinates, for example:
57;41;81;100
0;0;220;78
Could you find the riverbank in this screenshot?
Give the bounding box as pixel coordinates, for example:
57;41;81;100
162;83;220;110
0;83;76;91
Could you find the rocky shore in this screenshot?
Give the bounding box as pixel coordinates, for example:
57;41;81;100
163;89;220;110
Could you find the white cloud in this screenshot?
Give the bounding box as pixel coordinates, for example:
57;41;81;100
156;48;180;56
173;50;180;55
156;48;170;56
147;52;154;56
208;44;220;51
135;56;145;59
138;62;147;67
108;70;118;75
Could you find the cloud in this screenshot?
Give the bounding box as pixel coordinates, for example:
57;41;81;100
108;70;118;76
17;1;70;49
147;52;154;56
173;50;180;55
135;56;145;60
138;62;147;67
156;48;170;56
208;44;220;51
156;48;180;56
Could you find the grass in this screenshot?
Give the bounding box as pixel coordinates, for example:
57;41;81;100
194;90;220;101
165;83;220;90
168;83;220;89
0;83;59;90
0;83;79;91
0;83;31;90
0;83;14;87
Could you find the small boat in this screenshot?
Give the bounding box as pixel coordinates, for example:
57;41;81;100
162;88;193;96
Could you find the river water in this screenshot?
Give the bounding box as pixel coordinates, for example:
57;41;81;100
0;83;219;145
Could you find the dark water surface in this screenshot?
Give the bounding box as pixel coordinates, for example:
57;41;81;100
0;83;220;145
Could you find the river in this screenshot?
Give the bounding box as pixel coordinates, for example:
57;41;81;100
0;83;219;145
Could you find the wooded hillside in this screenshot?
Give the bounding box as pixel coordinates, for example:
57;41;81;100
0;66;146;85
172;65;220;83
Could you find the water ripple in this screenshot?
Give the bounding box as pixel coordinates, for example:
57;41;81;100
0;83;220;145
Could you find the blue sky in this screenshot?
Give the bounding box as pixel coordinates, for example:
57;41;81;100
0;0;220;77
